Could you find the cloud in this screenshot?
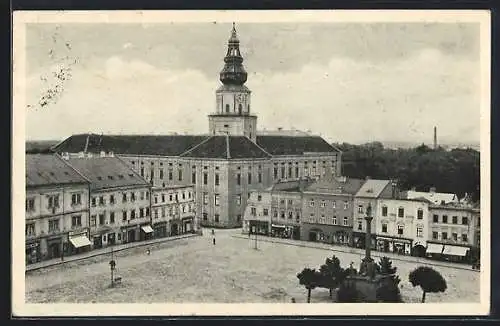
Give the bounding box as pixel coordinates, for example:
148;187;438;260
26;49;480;145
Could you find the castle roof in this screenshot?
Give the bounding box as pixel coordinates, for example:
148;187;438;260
256;135;340;156
180;135;271;159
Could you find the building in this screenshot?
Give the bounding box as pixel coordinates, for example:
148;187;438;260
404;187;459;206
301;176;365;245
426;204;480;262
65;154;152;248
25;154;91;264
352;179;399;249
52;24;341;228
151;184;196;237
374;198;430;256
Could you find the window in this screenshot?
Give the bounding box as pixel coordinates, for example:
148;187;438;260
248;172;252;184
91;197;97;207
182;192;186;200
433;214;438;223
281;167;286;179
344;201;349;210
309;214;315;223
462;234;468;242
452;233;458;241
203;173;208;185
432;231;438;239
215;214;220;222
203;213;208;221
320;201;326;208
131;209;136;219
280;199;285;205
382;206;388;217
98;214;104;225
49;219;59;232
442;215;448;223
140;208;144;218
295;167;299;178
99;196;105;206
343;217;348;226
442;232;448;240
236;194;241;206
122;193;127;203
140;167;144;177
309;200;314;207
122;211;127;221
274;168;278;179
71;193;81;205
358;205;363;213
398;207;404;218
192;172;196;184
357;221;362;231
258;172;262;183
251;207;257;216
452;216;458;224
280;211;285;219
154;196;158;204
416;226;423;238
90;215;97;226
288;211;293;219
162;194;165;202
26;198;35;212
273;210;278;218
161;208;166;217
214;194;220;206
154;209;159;219
263;209;269;216
288;167;292;178
333;216;337;225
462;217;468;225
169;194;173;202
146;192;149;200
296;212;301;222
72;215;82;227
203;193;208;205
236;173;241;185
225;104;230;113
215;174;220;186
397;225;404;235
159;169;164;179
169;170;173;180
110;195;115;204
110;212;115;224
258;195;262;201
26;223;35;236
178;169;183;181
382;223;388;233
332;201;336;209
417;209;423;219
288;199;293;205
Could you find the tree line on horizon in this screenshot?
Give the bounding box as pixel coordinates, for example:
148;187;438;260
333;141;480;203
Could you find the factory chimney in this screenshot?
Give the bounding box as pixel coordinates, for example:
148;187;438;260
433;126;437;150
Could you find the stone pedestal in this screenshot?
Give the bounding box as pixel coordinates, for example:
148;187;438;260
342;274;390;303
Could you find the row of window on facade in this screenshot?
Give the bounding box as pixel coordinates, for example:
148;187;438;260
356;205;425;219
432;231;469;242
25;215;82;236
90;207;151;226
202;192;252;206
432;214;469;225
202;213;242;223
25;193;84;212
90;191;149;207
153;191;192;204
309;199;350;209
307;214;350;226
273;165;333;180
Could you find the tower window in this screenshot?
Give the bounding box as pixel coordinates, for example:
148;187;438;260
225;104;230;113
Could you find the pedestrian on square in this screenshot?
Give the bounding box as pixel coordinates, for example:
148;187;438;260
211;229;215;236
213;237;216;245
291;297;296;303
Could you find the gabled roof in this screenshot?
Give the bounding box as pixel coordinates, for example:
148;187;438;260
180;136;271;159
53;134;209;156
355;179;392;198
66;156;150;191
404;190;459;205
256;135;340;156
26;154;89;188
305;177;366;195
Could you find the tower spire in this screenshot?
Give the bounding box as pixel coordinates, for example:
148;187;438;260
220;22;247;85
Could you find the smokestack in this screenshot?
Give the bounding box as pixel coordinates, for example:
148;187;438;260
433;126;437;150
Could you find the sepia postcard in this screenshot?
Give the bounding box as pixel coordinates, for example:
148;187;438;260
13;10;491;317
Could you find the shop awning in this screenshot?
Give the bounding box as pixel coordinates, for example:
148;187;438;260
271;224;286;228
141;225;154;233
442;245;469;257
69;235;92;248
426;243;444;254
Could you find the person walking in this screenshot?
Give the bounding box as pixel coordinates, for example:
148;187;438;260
213;237;216;245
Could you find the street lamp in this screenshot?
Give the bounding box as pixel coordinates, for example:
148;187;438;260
109;245;116;287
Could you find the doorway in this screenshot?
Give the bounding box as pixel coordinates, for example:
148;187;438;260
128;229;136;243
49;242;60;259
308;231;317;242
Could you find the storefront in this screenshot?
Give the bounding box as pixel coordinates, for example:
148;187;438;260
140;224;154;241
68;231;92;256
270;224;298;239
122;226;139;243
249;220;269;235
170;219;180;236
442;244;470;263
352;232;376;250
182;217;194;234
47;236;64;259
376;236;412;255
425;242;444;259
25;241;41;265
153;222;168;238
332;230;351;246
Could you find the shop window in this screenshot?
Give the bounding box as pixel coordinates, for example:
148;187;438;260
215;214;220;222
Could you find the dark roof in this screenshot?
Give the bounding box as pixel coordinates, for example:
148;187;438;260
53;134;209;156
305;177;366;195
66;157;150;191
26;140;59;153
26;154;89;188
256;135;339;155
180;136;271;159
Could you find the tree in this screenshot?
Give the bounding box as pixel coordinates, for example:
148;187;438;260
336;280;360;303
376;279;403;303
409;266;447;303
377;256;401;285
297;268;321;303
318;255;347;298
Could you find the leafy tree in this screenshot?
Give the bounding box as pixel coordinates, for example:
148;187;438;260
336;281;360;303
376;279;403;303
409;266;447;303
297;268;321;303
318;255;347;298
377;256;401;285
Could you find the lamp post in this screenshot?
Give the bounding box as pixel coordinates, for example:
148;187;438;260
109;245;116;287
254;230;258;250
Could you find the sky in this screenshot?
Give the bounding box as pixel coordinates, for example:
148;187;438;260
24;22;481;145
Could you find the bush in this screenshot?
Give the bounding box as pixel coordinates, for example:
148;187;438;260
376;279;403;303
336;281;360;303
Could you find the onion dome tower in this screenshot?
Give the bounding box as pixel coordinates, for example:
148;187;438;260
208;23;257;142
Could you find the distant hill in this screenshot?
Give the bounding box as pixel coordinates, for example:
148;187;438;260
26;140;60;153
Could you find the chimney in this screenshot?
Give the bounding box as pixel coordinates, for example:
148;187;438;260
391;179;398;199
429;187;436;193
433;126;437;150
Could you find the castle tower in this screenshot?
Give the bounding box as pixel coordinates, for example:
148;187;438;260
208;23;257;142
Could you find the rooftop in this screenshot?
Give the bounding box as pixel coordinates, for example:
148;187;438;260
256;135;340;156
355;179;392;198
26;154;89;188
404;190;459;205
305;177;366;195
180;135;271;159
